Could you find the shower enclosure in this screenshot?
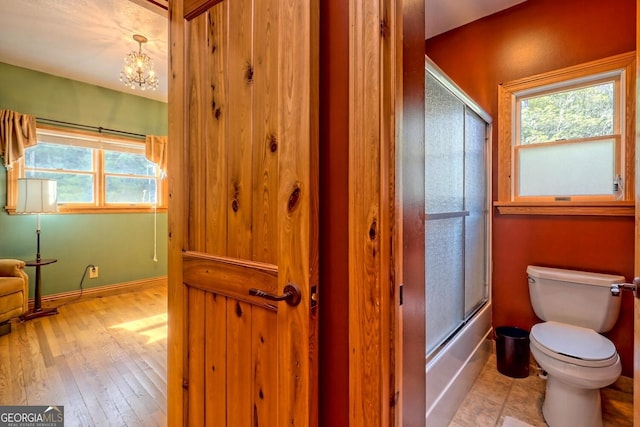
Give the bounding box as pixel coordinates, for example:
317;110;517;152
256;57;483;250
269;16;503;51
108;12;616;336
424;57;492;425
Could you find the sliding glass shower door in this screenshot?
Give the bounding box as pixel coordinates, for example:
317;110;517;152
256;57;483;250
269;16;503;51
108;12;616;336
425;62;490;357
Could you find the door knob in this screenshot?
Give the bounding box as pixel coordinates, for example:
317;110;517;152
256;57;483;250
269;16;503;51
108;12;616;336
249;283;302;306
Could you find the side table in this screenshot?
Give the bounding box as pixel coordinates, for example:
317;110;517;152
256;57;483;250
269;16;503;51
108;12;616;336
20;258;58;321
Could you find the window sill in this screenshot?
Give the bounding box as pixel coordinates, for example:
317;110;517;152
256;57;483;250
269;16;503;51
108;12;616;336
494;201;635;216
5;206;167;215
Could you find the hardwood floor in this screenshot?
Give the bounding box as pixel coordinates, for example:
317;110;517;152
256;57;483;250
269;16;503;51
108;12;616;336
0;285;167;427
3;284;633;426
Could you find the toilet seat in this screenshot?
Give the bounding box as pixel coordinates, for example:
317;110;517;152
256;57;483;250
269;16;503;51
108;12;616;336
530;321;618;368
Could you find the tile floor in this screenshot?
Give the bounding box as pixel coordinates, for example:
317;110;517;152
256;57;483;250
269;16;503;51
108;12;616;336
448;354;633;427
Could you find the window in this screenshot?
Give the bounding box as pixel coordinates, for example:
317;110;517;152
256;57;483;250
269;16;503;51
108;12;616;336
496;52;635;216
7;127;167;213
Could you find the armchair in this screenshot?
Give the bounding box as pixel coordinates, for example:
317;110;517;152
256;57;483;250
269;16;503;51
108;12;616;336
0;259;29;335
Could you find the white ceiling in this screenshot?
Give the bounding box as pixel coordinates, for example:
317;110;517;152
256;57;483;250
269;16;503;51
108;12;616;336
425;0;526;38
0;0;524;104
0;0;168;102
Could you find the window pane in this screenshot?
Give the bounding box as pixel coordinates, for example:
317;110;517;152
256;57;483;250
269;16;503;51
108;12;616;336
519;82;614;144
104;151;156;176
26;171;94;203
518;138;615;197
25;143;93;171
106;176;157;204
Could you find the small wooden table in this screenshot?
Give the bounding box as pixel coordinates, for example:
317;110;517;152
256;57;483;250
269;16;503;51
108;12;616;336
20;258;58;321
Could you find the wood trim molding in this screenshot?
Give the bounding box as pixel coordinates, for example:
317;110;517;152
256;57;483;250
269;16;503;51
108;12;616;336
142;0;168;11
349;0;398;425
167;0;187;425
6;206;168;214
494;201;635;216
634;4;640;425
501;52;636;92
399;1;426;425
31;276;167;309
183;0;222;20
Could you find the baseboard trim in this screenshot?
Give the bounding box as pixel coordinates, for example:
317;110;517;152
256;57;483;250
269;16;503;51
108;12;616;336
29;276;168;309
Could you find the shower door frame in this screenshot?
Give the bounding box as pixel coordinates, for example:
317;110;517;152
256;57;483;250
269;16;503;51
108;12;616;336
424;57;493;360
422;56;494;425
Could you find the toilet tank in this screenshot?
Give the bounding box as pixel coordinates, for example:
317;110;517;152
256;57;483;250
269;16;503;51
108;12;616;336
527;265;624;333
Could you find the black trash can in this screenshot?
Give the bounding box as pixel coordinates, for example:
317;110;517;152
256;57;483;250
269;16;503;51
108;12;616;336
495;326;530;378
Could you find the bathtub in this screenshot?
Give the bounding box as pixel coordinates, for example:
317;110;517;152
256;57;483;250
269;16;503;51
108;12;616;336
425;301;493;426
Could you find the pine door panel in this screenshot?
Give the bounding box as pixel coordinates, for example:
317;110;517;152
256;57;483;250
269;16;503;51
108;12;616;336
170;0;318;425
252;0;279;265
186;12;208;253
226;0;254;260
187;287;206;426
205;0;228;255
226;299;252;425
204;291;226;424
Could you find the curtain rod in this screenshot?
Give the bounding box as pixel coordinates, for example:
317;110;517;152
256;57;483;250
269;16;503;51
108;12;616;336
35;117;146;139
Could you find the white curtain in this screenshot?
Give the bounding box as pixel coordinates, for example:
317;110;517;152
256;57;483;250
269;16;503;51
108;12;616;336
0;110;37;170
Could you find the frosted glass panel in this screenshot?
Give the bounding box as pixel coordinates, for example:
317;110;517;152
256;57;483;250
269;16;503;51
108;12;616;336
518;138;615;197
424;65;489;359
465;215;486;314
465;110;486;213
426;217;464;354
464;110;487;315
425;73;464;214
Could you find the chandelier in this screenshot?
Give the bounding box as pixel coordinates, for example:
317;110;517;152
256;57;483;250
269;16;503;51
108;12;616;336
119;34;159;91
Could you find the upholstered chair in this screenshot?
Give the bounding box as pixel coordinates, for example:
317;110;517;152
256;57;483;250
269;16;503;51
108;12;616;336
0;259;29;335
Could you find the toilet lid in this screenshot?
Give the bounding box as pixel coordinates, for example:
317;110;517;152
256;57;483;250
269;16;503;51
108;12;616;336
531;321;617;363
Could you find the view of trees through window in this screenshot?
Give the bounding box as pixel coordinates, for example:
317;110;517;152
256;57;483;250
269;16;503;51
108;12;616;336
519;81;615;145
26;143;94;203
25;141;158;205
105;151;157;204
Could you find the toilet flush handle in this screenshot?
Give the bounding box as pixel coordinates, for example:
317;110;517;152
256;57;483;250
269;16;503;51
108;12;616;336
610;277;640;298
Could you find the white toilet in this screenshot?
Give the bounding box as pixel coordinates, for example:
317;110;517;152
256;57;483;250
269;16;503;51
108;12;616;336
527;265;624;427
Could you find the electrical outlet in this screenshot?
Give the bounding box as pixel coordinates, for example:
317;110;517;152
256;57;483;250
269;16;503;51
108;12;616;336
89;266;99;279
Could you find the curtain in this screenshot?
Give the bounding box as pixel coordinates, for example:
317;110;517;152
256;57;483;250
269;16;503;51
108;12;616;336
145;135;167;178
0;110;37;170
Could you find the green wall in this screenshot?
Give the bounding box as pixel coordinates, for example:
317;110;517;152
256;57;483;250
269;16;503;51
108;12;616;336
0;62;168;296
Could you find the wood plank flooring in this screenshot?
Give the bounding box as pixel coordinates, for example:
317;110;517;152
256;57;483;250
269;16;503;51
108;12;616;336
0;285;167;427
3;284;633;426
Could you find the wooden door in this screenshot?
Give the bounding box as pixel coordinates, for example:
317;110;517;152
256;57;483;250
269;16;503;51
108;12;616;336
635;8;640;422
635;4;640;424
167;0;318;426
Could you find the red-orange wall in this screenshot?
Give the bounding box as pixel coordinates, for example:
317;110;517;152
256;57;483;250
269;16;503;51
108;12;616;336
319;0;350;425
319;1;426;424
426;0;636;376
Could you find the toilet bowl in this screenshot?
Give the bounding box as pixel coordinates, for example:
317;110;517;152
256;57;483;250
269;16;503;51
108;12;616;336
526;265;625;427
529;321;621;427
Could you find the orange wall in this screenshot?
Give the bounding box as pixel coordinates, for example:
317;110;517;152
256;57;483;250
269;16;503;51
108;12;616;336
425;0;636;376
319;0;350;424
